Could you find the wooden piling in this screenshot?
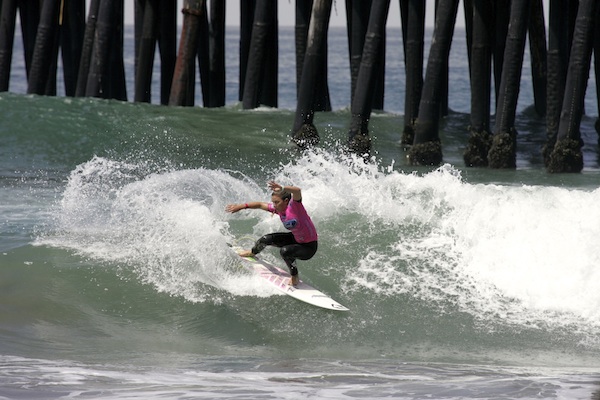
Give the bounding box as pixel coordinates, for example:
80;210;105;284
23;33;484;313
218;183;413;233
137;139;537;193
408;0;459;166
438;3;450;119
135;0;158;103
528;0;547;117
85;0;116;98
0;0;18;92
595;3;600;144
492;2;509;103
347;0;390;156
60;0;86;97
27;0;60;95
400;0;425;146
196;0;210;106
261;2;278;108
242;0;278;109
463;0;472;66
169;0;204;106
2;0;600;174
547;0;597;173
18;0;40;78
75;0;100;97
487;0;530;169
464;0;493;167
292;0;332;148
207;0;226;107
238;0;255;101
295;0;311;97
85;0;125;99
543;0;571;164
297;0;330;112
347;0;371;103
134;0;144;74
157;0;177;105
108;1;127;101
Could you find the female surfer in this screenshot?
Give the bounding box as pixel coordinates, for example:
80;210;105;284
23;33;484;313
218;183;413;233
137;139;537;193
225;181;318;286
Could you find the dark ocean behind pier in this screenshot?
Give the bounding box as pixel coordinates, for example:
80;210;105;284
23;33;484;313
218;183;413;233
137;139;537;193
1;25;600;399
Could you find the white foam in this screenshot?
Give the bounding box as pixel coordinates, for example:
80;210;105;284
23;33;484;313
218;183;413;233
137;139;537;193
46;153;600;335
44;156;279;302
271;153;600;332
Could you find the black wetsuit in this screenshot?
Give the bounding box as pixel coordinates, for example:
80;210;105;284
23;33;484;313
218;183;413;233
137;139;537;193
252;233;318;276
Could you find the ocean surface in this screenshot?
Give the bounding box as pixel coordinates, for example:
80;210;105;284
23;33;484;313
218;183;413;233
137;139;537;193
2;25;600;399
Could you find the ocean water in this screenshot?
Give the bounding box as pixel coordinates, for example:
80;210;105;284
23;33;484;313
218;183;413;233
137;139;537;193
1;25;600;399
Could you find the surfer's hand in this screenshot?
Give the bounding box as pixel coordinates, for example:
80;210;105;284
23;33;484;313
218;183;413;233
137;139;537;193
267;181;283;193
225;203;242;213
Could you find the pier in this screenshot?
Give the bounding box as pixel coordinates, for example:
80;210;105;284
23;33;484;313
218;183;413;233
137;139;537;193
0;0;598;172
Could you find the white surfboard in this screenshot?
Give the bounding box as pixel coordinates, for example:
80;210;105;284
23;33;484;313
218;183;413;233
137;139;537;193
235;250;349;312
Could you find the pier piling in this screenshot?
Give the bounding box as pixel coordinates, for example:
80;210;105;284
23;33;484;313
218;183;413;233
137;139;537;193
27;0;60;95
488;0;530;169
408;0;459;166
207;0;226;107
169;0;204;106
463;0;493;167
347;0;390;156
547;0;597;173
242;0;278;109
61;0;86;97
84;0;114;98
75;0;99;97
157;1;177;105
297;0;330;112
135;0;158;103
528;0;548;117
543;0;575;165
291;0;332;148
0;0;18;92
1;0;599;172
594;2;600;145
400;0;425;146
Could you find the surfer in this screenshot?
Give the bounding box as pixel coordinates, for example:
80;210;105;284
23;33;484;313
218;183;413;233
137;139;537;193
225;181;318;286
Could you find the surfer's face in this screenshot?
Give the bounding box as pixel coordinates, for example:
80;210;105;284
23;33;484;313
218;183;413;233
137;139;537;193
271;194;289;214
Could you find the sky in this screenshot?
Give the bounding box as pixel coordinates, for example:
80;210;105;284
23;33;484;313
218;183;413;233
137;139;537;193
124;0;466;29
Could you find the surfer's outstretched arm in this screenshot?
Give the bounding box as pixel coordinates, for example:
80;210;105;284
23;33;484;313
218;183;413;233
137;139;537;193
225;201;269;213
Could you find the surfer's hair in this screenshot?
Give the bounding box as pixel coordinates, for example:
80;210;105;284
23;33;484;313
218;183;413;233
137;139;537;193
273;189;291;201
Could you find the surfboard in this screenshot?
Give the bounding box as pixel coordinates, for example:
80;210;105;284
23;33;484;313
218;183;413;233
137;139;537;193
235;250;349;312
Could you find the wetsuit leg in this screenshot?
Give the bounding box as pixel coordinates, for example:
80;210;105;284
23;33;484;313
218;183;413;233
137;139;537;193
251;233;317;276
279;241;318;276
251;232;296;255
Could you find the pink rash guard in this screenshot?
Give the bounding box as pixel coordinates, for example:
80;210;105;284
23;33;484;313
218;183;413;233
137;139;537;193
268;199;318;243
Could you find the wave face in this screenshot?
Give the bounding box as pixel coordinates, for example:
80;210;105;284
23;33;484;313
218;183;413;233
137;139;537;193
0;93;597;370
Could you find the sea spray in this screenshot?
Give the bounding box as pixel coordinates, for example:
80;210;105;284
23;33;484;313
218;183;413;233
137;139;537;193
45;156;277;302
42;150;600;353
268;152;600;336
